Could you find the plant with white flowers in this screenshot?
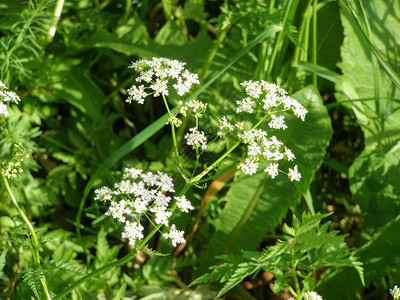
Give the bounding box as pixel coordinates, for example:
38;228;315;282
289;291;323;300
125;58;307;185
0;80;21;117
391;285;400;300
59;57;311;300
95;168;193;248
218;80;307;180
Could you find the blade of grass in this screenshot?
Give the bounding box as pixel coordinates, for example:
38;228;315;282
296;62;341;84
75;25;281;235
342;0;400;92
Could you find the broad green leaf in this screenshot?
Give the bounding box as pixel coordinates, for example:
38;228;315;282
323;0;400;296
51;69;105;123
197;85;332;273
83;14;213;70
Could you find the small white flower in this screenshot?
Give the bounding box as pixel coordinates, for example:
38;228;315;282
218;116;234;137
150;78;169;97
163;224;185;247
167;115;182;127
186;99;207;118
390;285;400;300
127;57;199;101
121;221;144;246
2;90;21;103
185;127;208;150
175;195;194;213
302;291;323;300
241;80;263;98
0;102;9;117
154;192;171;208
288;165;301;181
247;142;261;157
126;85;148;104
236;97;255;113
151;206;172;226
141;171;159;186
0;80;7;89
268;114;287;130
105;200;132;223
284;146;295;161
264;163;279;178
239;158;259;175
94;186;113;202
156;171;175;192
238;129;267;144
123;167;143;180
262;93;280;110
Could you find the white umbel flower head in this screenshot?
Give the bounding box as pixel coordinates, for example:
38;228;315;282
126;57;199;104
96;168;192;248
229;80;306;181
288;165;301;181
0;80;21;118
390;285;400;300
175;195;194;213
163;224;185;247
185;127;208;150
238;158;259;175
185;99;208;118
288;291;323;300
302;291;323;300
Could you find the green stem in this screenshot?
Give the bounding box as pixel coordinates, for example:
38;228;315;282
266;0;295;79
53;183;192;299
199;25;231;82
291;249;301;299
2;173;52;300
46;0;65;42
312;0;317;86
191;113;269;183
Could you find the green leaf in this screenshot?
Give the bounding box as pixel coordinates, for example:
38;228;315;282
112;283;127;300
318;214;400;300
22;268;44;300
194;213;362;297
51;69;105;123
0;250;7;277
197;85;332;273
323;2;400;295
296;62;341;84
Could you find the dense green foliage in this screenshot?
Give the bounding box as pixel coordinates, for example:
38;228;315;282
0;0;399;299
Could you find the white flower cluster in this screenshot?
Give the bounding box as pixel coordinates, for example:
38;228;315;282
94;168;193;247
235;129;299;179
185;127;208;150
185;99;208;118
391;285;400;300
288;291;323;300
216;81;307;180
239;80;308;121
167;99;208;129
0;80;21;117
165;99;209;150
0;143;29;179
126;57;199;104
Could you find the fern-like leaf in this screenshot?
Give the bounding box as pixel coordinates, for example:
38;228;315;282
142;247;169;257
22;267;44;299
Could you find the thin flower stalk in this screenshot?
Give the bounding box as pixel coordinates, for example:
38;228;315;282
1;173;52;300
54;182;192;300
